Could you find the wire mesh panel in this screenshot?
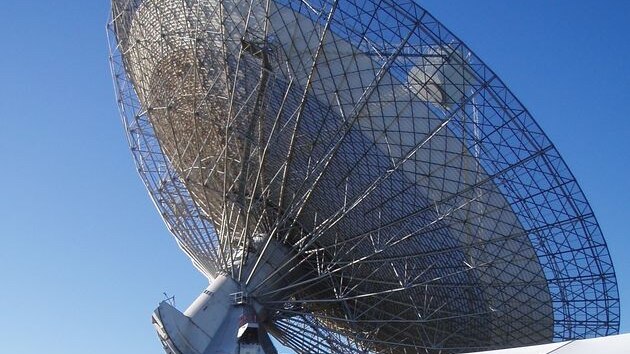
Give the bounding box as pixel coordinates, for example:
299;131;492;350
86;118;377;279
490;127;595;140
108;0;619;352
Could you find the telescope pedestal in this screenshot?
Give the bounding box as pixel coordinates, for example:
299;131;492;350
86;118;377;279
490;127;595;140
151;275;277;354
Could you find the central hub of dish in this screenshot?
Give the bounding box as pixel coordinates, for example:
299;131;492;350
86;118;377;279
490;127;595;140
151;237;301;354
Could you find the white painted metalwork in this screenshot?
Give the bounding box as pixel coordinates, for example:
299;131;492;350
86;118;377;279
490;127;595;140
108;0;619;352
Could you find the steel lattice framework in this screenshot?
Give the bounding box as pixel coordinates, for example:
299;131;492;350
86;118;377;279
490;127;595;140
108;0;619;352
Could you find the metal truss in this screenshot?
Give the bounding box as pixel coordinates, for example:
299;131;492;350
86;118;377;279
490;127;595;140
108;0;619;352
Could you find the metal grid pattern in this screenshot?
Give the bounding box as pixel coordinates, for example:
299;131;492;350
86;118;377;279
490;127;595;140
108;0;619;352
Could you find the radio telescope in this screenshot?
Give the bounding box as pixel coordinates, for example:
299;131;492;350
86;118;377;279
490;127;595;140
108;0;619;353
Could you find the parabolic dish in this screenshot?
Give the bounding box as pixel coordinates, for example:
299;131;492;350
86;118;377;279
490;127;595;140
108;0;619;352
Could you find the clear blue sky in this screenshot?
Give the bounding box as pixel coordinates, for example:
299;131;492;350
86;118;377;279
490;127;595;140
0;1;628;353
